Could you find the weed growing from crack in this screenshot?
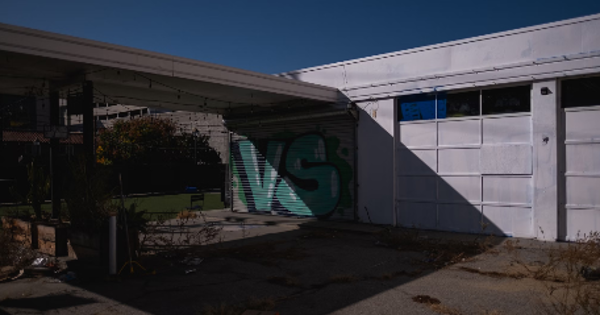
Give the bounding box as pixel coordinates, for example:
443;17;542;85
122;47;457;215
504;231;600;315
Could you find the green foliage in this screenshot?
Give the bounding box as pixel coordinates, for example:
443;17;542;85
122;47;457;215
9;159;50;219
120;202;148;234
64;159;116;233
96;116;220;165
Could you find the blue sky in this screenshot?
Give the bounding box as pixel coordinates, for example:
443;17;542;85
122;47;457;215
1;1;599;74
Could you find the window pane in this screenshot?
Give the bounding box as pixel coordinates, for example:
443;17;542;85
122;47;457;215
562;76;600;108
398;93;436;121
438;91;480;118
482;85;530;115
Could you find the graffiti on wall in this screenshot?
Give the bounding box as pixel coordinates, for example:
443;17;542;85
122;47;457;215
231;131;353;217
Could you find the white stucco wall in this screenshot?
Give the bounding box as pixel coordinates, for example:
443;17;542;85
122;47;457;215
356;99;394;224
282;14;600;239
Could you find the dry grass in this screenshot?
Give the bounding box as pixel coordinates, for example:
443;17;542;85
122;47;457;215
376;228;497;270
329;274;358;284
504;232;600;315
0;226;36;274
177;210;197;219
458;266;526;280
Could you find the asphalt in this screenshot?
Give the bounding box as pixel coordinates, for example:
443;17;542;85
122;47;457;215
0;209;586;315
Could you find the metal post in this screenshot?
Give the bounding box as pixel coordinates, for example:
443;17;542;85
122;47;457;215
108;214;117;275
49;88;60;220
192;128;199;165
82;81;95;170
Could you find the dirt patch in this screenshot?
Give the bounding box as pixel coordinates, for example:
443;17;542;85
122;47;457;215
412;295;441;304
458;266;526;280
412;295;462;315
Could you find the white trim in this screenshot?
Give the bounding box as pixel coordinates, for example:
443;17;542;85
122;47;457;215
281;13;600;75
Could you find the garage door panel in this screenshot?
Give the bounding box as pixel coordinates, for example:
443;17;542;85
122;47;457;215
566;144;600;173
438;119;479;146
400;122;436;147
438;176;480;202
438;148;479;174
480;144;532;175
565;110;600;141
482;206;533;237
566;209;600;241
483;177;531;204
397;202;437;229
397;149;437;175
397;176;436;201
438;204;482;233
483;116;531;144
566;177;600;206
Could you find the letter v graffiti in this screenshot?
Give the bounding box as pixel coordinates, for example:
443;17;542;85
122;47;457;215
233;133;341;217
233;140;285;212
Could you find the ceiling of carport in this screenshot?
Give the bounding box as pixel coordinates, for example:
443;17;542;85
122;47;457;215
0;23;343;116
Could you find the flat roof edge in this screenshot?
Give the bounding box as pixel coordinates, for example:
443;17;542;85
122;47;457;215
0;22;340;101
280;12;600;75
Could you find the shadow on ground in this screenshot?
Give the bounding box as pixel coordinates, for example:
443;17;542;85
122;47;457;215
1;215;547;315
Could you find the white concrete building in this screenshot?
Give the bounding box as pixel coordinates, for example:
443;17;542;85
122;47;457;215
1;14;599;241
230;13;600;241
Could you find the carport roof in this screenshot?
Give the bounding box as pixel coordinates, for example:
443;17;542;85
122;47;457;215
0;23;342;114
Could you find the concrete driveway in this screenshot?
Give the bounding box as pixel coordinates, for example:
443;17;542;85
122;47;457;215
0;210;593;315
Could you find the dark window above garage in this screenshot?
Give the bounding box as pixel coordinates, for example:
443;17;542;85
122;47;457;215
562;76;600;108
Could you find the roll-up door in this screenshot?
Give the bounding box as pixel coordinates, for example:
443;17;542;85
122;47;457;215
561;76;600;241
229;114;356;220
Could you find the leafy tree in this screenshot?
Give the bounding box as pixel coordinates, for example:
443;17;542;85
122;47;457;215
96;116;219;165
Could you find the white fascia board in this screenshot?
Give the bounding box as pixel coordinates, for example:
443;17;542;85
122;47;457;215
281;13;600;76
343;52;600;101
0;23;340;103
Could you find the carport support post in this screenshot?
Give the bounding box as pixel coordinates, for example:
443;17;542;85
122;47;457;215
49;87;61;220
532;80;559;241
82;81;95;171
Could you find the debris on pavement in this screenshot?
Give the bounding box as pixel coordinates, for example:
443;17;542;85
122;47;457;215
181;257;204;266
185;269;196;274
31;257;49;267
580;266;600;280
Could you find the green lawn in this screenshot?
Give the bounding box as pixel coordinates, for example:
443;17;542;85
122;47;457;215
0;193;225;220
123;193;225;219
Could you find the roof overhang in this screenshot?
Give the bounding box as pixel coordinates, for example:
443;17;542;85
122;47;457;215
0;23;344;115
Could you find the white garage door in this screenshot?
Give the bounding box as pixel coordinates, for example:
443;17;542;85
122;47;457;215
396;85;534;237
561;76;600;241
